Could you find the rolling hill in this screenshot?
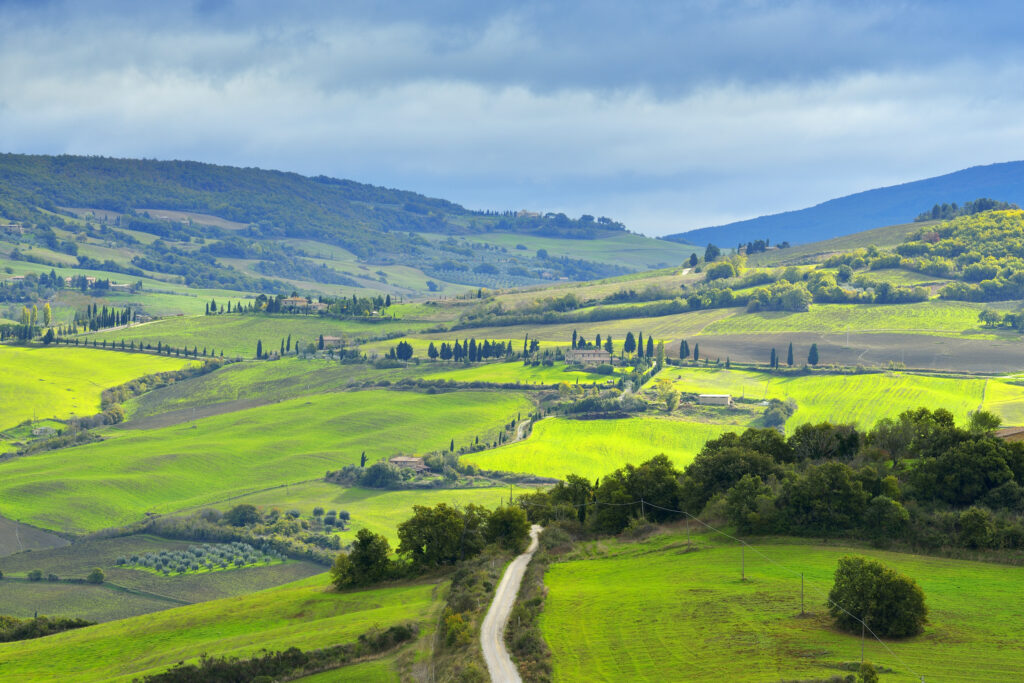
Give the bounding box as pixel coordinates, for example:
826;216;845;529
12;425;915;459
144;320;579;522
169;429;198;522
664;160;1024;247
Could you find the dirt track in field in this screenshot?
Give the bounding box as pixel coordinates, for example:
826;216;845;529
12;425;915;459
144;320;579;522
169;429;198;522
687;332;1024;373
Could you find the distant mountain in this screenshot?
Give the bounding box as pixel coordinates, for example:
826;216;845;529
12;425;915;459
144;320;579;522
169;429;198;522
664;161;1024;247
0;154;625;259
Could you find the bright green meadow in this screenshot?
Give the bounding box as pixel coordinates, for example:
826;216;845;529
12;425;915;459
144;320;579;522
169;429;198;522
0;389;533;533
464;416;739;480
0;345;193;432
542;532;1024;682
0;574;442;682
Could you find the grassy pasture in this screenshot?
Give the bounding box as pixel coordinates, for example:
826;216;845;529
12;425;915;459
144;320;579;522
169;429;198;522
83;313;433;358
658;366;1024;429
699;301;996;337
122;358;423;421
541;531;1024;681
744;221;926;267
0;574;442;682
464;417;739;481
458;232;696;270
194;481;532;546
0;389;533;533
420;360;617;385
0;345;194;432
415;307;737;349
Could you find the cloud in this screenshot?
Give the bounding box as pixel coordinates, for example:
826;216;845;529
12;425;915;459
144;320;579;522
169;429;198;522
1;1;1023;235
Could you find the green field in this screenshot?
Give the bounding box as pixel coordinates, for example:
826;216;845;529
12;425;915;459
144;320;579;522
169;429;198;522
421;360;617;385
194;481;532;546
464;416;739;480
0;535;323;619
658;366;1024;429
0;346;194;432
699;301;999;337
744;221;925;267
0;389;533;533
541;532;1024;681
0;251;259;317
457;232;696;270
416;307;736;350
83;313;434;358
122;358;419;421
0;574;442;682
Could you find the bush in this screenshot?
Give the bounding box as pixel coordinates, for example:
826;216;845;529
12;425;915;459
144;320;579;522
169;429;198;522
27;570;42;581
485;506;531;552
827;556;926;637
86;567;105;584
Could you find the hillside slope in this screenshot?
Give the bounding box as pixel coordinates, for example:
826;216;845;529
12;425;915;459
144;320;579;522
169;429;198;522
665;160;1024;246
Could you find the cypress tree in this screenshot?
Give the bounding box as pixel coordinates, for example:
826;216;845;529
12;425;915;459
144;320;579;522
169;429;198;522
693;343;700;362
256;339;263;359
645;335;654;358
787;342;794;367
770;347;777;368
808;343;819;365
572;329;577;349
637;332;644;357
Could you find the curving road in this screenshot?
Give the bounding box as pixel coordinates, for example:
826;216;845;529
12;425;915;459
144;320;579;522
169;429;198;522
481;524;543;683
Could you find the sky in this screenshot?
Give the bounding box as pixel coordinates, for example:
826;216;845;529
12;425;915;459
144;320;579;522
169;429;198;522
1;0;1023;236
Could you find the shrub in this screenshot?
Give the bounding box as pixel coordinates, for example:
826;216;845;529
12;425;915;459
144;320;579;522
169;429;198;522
827;556;926;637
86;567;105;584
27;570;42;581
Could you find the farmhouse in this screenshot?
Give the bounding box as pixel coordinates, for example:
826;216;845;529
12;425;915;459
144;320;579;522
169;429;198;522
389;455;428;472
281;296;309;309
698;394;734;407
31;426;57;437
564;348;612;365
321;335;344;348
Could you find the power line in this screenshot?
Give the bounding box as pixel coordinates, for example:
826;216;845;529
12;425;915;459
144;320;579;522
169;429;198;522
515;494;928;681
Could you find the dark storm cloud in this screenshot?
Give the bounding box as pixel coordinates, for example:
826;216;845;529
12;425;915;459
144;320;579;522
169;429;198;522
1;1;1023;234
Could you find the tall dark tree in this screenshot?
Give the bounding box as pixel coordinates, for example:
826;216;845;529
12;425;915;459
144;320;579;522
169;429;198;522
680;339;689;359
624;332;636;355
318;334;325;350
427;342;438;359
770;347;777;368
689;253;699;267
636;332;644;357
808;343;819;365
604;335;614;353
693;343;700;362
645;335;654;358
704;243;721;262
256;339;263;359
787;342;794;367
571;329;578;349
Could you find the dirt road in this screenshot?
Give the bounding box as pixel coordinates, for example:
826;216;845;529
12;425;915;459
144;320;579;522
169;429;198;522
481;524;542;683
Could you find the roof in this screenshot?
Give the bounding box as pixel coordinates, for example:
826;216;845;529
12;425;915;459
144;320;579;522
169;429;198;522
389;456;424;463
699;394;732;398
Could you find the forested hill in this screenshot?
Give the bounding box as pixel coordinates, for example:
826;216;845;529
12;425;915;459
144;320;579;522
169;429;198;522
0;154;624;258
663;160;1024;247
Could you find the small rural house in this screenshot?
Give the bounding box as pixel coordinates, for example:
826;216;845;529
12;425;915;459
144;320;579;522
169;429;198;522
698;394;734;407
321;335;344;348
564;348;612;365
389;456;428;472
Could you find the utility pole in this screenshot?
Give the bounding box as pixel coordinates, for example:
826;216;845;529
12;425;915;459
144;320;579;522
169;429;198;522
861;620;865;664
800;573;804;616
741;545;745;581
